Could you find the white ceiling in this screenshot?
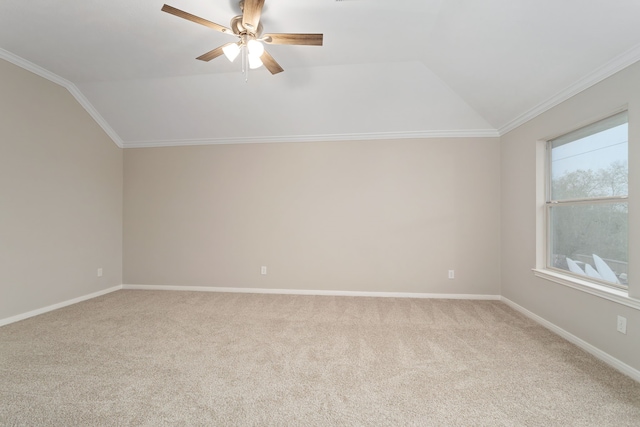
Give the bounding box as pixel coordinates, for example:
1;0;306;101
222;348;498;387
1;0;640;147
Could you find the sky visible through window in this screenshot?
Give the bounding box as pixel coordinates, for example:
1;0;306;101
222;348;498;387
552;123;628;179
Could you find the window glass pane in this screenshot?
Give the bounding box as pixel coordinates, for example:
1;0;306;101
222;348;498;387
550;113;628;200
549;203;628;286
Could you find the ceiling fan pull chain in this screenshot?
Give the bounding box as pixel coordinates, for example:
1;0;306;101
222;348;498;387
244;45;249;83
241;44;246;77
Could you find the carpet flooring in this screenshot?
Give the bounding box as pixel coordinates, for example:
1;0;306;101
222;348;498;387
1;290;639;426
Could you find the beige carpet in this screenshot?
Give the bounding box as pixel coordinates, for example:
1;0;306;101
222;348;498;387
0;290;639;426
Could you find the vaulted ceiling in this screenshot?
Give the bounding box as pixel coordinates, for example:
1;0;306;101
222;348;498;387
2;0;640;148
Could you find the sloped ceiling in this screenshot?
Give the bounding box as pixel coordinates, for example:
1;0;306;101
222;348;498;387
1;0;640;147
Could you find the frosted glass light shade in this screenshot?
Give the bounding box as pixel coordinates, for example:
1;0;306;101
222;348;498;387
223;43;240;62
248;54;263;69
247;39;264;57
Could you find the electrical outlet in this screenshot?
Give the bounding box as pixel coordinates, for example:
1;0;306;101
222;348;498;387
261;266;267;275
448;270;455;279
617;315;627;334
97;268;103;278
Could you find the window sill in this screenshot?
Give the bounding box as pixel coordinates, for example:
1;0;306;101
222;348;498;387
532;268;640;311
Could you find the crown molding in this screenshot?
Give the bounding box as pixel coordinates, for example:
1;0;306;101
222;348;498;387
498;42;640;136
124;129;500;148
0;48;125;148
8;40;639;146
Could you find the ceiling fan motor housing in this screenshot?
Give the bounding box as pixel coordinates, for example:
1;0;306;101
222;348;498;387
230;15;263;38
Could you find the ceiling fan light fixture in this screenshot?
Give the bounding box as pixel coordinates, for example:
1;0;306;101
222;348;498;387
248;54;263;69
223;43;241;62
247;39;265;58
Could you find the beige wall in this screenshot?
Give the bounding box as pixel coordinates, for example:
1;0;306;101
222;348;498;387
124;138;501;295
501;61;640;370
0;59;123;320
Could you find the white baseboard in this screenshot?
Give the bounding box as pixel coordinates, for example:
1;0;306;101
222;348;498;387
0;285;123;327
501;296;640;382
122;284;501;300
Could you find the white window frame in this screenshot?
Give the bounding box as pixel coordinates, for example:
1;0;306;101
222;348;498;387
533;109;640;310
545;135;628;290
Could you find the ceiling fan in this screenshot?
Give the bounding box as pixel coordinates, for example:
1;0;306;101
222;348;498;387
161;0;323;75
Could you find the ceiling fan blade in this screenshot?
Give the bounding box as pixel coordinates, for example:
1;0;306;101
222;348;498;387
261;50;284;75
263;33;323;46
242;0;265;32
196;43;233;62
162;4;233;35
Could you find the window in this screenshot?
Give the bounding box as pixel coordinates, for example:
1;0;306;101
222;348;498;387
546;111;628;289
